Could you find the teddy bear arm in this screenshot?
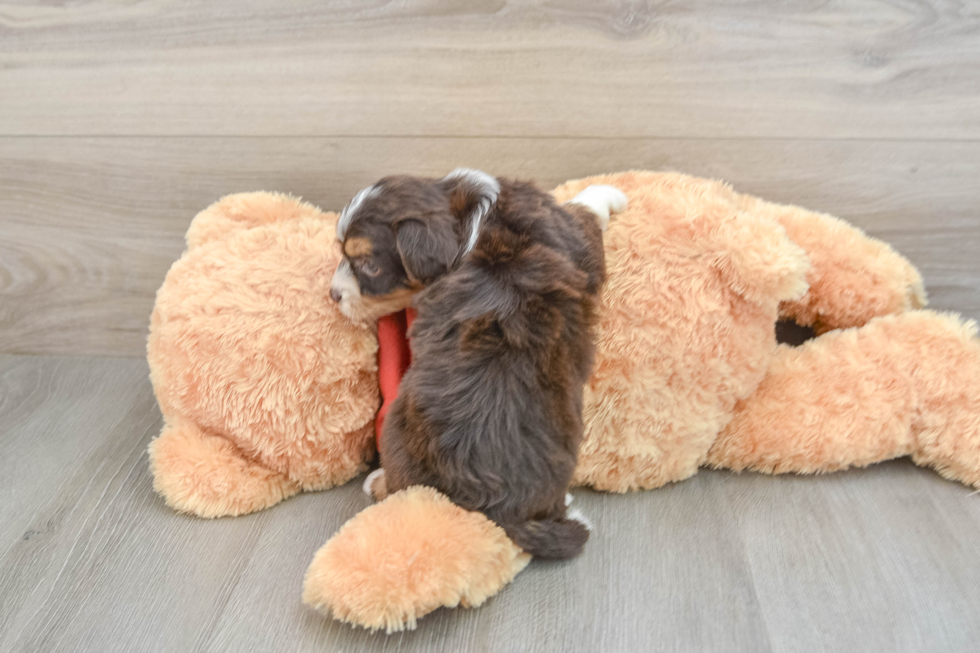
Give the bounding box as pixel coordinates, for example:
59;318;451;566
148;419;300;518
752;200;926;332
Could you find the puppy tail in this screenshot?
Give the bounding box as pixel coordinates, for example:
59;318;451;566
503;512;591;560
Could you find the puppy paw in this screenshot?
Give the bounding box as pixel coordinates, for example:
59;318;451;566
567;185;628;231
567;507;593;532
362;468;387;501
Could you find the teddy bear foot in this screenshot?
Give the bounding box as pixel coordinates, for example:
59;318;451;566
707;310;980;488
303;486;530;633
148;419;300;518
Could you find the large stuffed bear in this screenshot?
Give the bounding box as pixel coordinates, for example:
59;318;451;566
147;171;980;632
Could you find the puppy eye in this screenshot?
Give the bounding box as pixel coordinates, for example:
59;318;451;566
361;260;381;277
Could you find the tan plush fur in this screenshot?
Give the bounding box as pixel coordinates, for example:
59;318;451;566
551;171;930;492
302;486;531;633
709;310;980;486
146;172;980;631
749;197;928;332
147;193;379;517
554;172;812;491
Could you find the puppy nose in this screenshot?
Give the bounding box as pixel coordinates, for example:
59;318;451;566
329;287;343;303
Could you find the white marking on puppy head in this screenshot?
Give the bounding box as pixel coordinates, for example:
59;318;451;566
329;258;362;319
567;507;593;532
442;168;500;254
337;182;381;240
566;185;628;232
565;493;574;507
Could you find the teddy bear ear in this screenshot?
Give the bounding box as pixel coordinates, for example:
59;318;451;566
185;192;320;251
709;214;811;306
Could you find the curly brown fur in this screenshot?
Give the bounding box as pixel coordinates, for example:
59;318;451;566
331;169;623;559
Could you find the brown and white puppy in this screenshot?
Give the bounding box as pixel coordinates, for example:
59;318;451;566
330;169;626;559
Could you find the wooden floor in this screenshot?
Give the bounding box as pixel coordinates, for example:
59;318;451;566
2;1;980;651
3;355;980;652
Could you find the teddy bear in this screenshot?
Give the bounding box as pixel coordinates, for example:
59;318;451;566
146;171;980;633
147;193;379;518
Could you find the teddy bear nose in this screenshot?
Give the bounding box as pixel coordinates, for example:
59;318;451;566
330;288;343;303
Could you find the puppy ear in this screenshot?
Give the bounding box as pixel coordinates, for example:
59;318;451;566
394;218;458;286
439;168;500;254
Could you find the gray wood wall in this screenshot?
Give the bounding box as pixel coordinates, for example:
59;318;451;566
3;1;978;357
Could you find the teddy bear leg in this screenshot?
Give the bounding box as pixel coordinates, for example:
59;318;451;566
913;414;980;489
903;313;980;488
743;198;926;332
707;311;980;488
148;419;300;518
303;486;530;632
706;323;918;476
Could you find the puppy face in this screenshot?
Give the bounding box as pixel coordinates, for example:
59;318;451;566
330;215;416;323
330;170;499;323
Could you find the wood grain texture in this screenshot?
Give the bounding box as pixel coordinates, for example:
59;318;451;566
2;136;978;356
3;2;979;650
2;1;979;139
2;354;979;652
724;466;980;653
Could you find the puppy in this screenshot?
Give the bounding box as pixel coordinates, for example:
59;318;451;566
330;169;626;559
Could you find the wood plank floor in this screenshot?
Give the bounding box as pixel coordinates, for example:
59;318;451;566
3;1;980;651
2;354;979;652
